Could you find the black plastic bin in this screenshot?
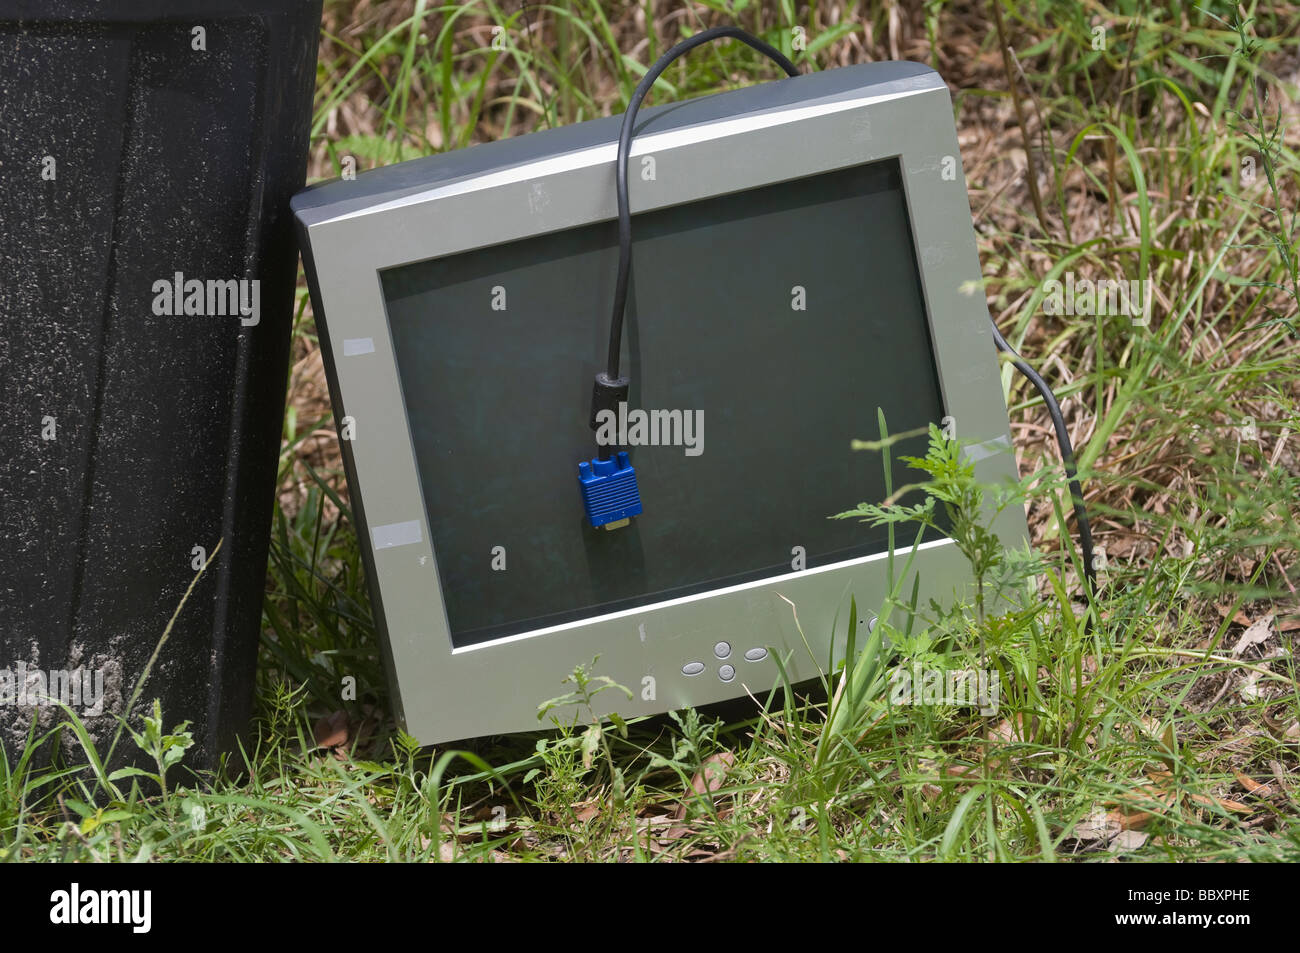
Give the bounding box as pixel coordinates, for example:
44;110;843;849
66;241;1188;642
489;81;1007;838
0;0;322;772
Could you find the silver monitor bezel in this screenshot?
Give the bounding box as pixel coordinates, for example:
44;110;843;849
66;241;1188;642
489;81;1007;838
295;63;1028;743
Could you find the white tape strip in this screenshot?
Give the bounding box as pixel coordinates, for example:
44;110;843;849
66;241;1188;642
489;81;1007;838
965;435;1012;462
372;519;422;550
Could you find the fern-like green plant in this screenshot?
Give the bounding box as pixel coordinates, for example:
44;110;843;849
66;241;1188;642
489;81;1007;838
836;423;1006;641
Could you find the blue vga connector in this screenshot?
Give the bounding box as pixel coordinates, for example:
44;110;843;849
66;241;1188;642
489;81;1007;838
577;451;642;529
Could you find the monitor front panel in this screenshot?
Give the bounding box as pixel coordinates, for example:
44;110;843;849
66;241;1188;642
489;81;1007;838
382;159;946;647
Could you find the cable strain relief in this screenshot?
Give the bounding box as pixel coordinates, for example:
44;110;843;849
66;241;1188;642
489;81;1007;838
589;372;629;431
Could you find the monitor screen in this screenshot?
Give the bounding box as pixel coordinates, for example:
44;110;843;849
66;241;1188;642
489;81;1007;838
381;159;947;647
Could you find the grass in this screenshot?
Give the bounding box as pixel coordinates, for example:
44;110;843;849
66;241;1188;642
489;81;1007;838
4;0;1299;862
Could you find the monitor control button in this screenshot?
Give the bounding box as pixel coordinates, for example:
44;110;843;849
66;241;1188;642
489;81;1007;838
744;647;768;662
718;664;735;682
714;641;731;659
682;661;705;676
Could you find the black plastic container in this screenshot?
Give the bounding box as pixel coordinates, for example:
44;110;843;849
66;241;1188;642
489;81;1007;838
0;0;322;772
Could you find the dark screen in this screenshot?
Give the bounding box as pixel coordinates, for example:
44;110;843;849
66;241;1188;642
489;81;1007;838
382;160;946;646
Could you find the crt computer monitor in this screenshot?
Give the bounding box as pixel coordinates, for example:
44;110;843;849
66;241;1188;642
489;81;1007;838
292;61;1028;744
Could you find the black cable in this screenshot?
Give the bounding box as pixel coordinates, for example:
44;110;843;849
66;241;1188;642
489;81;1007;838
991;322;1098;594
591;25;1097;599
599;26;798;389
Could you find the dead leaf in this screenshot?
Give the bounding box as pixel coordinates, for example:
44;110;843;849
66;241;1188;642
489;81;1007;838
987;712;1040;743
1234;770;1270;796
1184;791;1252;814
420;836;459;862
1231;615;1273;657
1112;807;1158;831
312;710;349;750
1270;761;1293;795
1109;830;1148;853
664;751;736;840
1118;775;1253;823
1216;604;1254;627
1075;809;1122;842
1146;772;1252;812
1108;784;1176;829
688;751;736;799
1261;708;1299;741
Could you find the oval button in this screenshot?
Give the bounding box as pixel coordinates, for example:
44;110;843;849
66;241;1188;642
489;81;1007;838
718;664;736;682
744;647;768;662
682;661;705;676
